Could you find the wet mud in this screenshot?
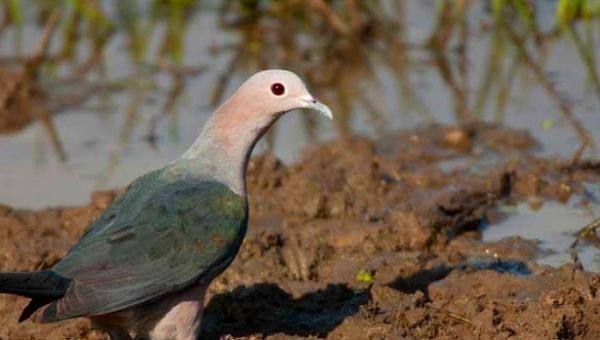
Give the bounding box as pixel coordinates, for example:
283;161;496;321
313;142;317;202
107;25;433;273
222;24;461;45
1;123;599;339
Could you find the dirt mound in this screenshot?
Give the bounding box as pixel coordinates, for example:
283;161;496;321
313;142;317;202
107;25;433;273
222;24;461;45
1;123;599;339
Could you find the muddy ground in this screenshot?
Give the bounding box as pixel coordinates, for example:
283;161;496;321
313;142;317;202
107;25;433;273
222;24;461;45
1;123;599;340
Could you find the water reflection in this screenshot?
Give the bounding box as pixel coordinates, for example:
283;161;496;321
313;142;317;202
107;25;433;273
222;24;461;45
0;0;599;208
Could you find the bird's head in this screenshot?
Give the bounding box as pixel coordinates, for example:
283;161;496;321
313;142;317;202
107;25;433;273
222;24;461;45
187;69;332;194
228;69;332;121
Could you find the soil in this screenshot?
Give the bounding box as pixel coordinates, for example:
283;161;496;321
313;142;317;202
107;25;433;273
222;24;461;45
1;123;599;340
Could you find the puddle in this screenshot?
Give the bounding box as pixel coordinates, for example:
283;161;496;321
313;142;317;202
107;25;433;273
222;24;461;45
463;258;532;276
483;196;600;272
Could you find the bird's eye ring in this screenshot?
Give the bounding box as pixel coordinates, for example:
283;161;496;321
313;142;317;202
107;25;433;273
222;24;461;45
271;83;285;96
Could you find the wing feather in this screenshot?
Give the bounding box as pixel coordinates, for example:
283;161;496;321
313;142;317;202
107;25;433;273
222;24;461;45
40;177;247;322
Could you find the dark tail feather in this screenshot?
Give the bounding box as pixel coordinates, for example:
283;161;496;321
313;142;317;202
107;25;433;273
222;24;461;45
0;270;69;298
19;297;56;322
0;270;70;322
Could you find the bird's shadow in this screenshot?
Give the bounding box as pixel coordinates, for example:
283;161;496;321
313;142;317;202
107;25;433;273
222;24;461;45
200;283;368;339
200;259;530;339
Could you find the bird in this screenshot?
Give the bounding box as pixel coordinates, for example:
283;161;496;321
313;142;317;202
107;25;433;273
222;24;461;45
0;70;332;340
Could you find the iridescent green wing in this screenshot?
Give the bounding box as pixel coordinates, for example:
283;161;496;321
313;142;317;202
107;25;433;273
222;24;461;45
42;179;247;321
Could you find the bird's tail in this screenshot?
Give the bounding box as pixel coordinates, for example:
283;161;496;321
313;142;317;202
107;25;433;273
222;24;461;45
0;270;68;299
0;270;70;322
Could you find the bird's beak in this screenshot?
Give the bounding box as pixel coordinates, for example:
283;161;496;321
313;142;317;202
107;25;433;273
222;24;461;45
301;97;333;120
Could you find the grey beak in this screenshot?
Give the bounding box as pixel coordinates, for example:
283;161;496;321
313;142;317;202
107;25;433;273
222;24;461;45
302;98;333;119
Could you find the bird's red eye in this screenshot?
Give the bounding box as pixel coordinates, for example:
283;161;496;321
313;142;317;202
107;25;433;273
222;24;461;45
271;83;285;96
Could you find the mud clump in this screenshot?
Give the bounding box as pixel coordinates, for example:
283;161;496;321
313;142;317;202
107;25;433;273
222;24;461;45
1;123;599;339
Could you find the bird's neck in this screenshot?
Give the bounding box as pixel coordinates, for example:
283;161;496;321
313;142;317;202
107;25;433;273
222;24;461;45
179;97;281;196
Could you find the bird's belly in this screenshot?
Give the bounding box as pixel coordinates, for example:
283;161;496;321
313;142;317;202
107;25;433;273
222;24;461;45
102;281;209;340
148;283;207;340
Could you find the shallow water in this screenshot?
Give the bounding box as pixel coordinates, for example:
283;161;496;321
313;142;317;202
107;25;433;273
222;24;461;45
483;193;600;272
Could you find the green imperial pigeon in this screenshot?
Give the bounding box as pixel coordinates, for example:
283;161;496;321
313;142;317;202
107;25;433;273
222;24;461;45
0;70;332;340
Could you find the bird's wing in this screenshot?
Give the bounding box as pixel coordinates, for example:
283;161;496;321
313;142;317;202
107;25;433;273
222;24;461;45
40;177;247;322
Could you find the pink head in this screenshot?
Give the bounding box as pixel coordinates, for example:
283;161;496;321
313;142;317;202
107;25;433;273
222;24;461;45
184;69;332;194
228;69;332;119
212;70;332;134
